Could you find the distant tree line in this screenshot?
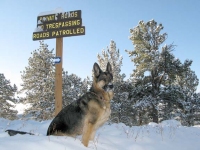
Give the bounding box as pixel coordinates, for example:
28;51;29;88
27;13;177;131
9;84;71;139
0;73;18;119
0;20;200;126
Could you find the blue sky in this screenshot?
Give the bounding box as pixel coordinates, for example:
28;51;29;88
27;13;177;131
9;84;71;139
0;0;200;92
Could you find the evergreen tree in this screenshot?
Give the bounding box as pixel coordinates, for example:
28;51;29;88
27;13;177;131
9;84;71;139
0;73;18;119
126;20;199;124
20;41;55;120
192;92;200;125
97;40;134;125
110;81;135;126
173;59;199;94
20;41;89;120
62;71;89;106
97;40;125;83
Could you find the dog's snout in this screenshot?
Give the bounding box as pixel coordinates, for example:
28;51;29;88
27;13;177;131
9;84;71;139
103;83;114;91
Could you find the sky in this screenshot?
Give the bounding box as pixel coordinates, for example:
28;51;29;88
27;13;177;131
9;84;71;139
0;0;200;92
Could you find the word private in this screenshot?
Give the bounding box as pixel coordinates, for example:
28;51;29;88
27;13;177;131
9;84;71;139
37;10;81;23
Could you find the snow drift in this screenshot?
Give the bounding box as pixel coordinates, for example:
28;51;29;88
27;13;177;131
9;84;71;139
0;118;200;150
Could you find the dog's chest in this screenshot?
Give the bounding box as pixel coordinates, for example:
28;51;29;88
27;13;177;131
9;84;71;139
103;107;111;119
96;107;111;128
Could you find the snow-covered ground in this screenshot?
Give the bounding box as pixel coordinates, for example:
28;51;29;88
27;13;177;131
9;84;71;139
1;102;200;150
0;118;200;150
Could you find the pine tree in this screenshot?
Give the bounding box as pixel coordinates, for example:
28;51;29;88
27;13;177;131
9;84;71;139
20;41;55;120
192;92;200;125
173;59;199;94
110;81;135;126
62;71;89;106
97;40;125;83
0;73;18;119
126;20;199;124
97;40;135;125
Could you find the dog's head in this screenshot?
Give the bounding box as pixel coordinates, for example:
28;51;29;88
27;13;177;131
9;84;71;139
93;62;114;97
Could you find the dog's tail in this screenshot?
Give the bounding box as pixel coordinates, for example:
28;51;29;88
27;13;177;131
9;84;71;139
5;129;34;136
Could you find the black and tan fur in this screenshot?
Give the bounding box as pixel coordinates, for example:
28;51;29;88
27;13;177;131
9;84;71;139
46;62;114;147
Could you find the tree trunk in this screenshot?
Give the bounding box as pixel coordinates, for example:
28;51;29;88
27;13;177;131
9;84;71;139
152;105;158;123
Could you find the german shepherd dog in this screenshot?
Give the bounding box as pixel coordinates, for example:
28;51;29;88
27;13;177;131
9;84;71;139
5;62;113;147
46;62;114;147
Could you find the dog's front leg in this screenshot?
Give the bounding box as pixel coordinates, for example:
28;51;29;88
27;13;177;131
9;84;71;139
90;129;96;141
82;122;94;147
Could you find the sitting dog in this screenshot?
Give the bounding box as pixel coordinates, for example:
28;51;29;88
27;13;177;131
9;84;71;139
5;62;113;147
46;62;114;147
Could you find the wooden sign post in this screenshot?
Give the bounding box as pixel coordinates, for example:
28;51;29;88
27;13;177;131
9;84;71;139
55;37;63;115
32;9;85;116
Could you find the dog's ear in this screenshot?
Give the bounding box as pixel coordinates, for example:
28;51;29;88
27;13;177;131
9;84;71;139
93;63;102;77
106;62;112;73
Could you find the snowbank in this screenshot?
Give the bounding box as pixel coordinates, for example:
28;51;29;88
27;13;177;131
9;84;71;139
0;118;200;150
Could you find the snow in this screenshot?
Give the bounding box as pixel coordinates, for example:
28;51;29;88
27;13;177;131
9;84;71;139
1;103;200;150
0;118;200;150
34;7;65;32
38;7;64;16
34;26;43;32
